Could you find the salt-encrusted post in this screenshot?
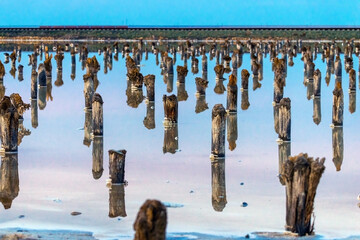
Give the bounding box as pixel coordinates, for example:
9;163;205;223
0;97;19;152
226;74;238;113
211;158;227;212
332;82;343;127
109;149;127;184
133;199;167;240
195;77;208;96
92;93;103;136
210;104;226;159
92;136;103;179
349;69;356;92
163;95;178;125
0;153;19;209
278;98;291;141
332;127;343;171
144;74;155;102
281;153;326;236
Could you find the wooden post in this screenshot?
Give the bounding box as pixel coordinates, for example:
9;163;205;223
31;99;38;129
273;58;286;104
226;74;238;113
108;149;127;184
165;73;174;93
278;141;291;185
17;65;23;81
31;70;38;100
314;69;321;97
163;95;178;125
0;153;19;209
133;199;167;240
144;74;155;102
202;54;207;76
282;153;325;236
306;61;315;82
83;73;94;109
83;109;92;147
241;69;250;90
71;51;76;80
38;85;47;110
211;158;227;212
223;55;231;72
0;97;19;152
241;89;250;110
334;56;342;85
211;104;226;159
306;79;314;101
195;77;208;96
38;64;46;87
195;95;208;114
163;124;178;154
313;97;321;125
126;81;144;108
9;94;30;120
0;61;5;83
44;54;52;80
127;68;143;89
278;98;291;141
332;127;344;171
349;68;356;92
109;184;127;218
349;92;356;114
55;69;63;87
143;102;155;130
177;82;188;102
55;53;64;71
332;82;343;127
214;64;225;80
92;136;103;179
166;57;173;75
92;93;103;136
227;112;237;151
176;65;188;84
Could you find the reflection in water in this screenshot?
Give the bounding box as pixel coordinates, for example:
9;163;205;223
31;99;38;128
349;92;356;114
313;97;321;125
332;127;344;171
278;141;291;185
227;113;237;151
83;109;92;147
163;124;178;154
143;101;155;130
92;136;103;179
0;153;19;210
108;184;127;218
211;158;227;212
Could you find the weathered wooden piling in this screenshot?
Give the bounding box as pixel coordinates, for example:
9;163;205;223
312;97;321;125
241;69;250;90
92;93;103;136
126;81;144;109
226;74;238;113
227;112;237;151
144;74;155;102
17;65;23;81
314;69;321;97
211;158;227;212
214;78;226;95
278;98;291;141
195;77;208;96
127;68;144;89
332;127;343;171
211;104;226;159
165;72;174;93
0;153;19;209
349;69;356;92
38;64;46;87
306;61;315;82
31;99;38;129
44;54;52;80
0;61;5;82
83;73;94;109
143;102;155;130
0;97;19;152
278;141;291;185
202;54;207;74
163;124;178;154
133;199;167;240
54;69;63;87
92;136;103;179
332;82;344;127
191;57;199;74
166;57;173;75
163;95;178;124
214;64;225;80
176;65;188;84
83;109;92;147
9;94;30;120
195;95;208;114
71;51;76;80
349;92;356;114
282;153;325;236
334;56;342;84
109;183;127;218
38;85;46;110
241;89;250;110
108;149;127;184
306;79;314;101
177;82;188;102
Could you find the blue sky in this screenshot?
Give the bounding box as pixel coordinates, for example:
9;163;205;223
0;0;359;26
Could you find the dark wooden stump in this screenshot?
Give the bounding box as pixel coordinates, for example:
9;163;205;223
278;98;291;141
0;97;19;152
143;102;155;130
163;94;178;125
44;54;52;80
109;149;127;184
227;113;237;151
54;69;63;87
144;74;155;102
211;104;226;159
332;82;343;127
214;79;226;95
109;184;127;218
133;199;167;240
92;136;103;179
226;74;238;113
0;153;19;209
211;158;227;212
195;77;208;96
332;127;343;171
92;93;103;136
282;153;325;236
